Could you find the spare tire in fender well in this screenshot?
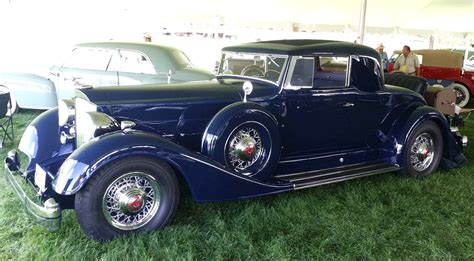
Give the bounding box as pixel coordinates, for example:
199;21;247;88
201;102;281;180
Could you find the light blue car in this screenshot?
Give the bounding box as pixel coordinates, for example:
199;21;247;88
0;42;214;113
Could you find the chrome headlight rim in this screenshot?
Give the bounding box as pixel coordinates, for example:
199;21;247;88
76;111;119;147
58;99;75;127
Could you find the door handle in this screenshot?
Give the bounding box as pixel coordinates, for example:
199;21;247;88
342;102;355;107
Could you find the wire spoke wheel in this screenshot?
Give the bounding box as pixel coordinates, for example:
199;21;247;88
454;89;466;105
409;133;435;172
102;172;161;230
227;128;263;174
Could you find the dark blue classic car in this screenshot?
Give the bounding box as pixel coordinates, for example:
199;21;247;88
5;40;468;241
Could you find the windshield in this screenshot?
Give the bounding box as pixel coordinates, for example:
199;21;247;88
218;52;288;85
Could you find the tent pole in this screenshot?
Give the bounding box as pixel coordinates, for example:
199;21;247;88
357;0;367;44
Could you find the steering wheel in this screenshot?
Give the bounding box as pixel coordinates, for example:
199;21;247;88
241;65;265;78
264;70;280;82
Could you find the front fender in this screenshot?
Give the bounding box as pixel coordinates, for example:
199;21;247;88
52;130;292;201
19;108;73;171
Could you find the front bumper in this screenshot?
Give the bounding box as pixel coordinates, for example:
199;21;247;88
4;150;61;231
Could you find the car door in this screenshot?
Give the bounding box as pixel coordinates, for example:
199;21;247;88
342;56;391;149
280;56;349;157
112;49;168;85
55;47;114;100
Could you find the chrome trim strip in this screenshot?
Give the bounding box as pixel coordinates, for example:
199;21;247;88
294;165;400;190
275;162;388;179
278;149;369;164
216;75;279;87
346;55;352;87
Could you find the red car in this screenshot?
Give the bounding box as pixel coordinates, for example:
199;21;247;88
388;49;474;107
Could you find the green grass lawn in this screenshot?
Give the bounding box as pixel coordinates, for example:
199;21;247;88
0;109;473;259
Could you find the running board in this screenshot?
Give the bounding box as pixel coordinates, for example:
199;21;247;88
275;162;400;190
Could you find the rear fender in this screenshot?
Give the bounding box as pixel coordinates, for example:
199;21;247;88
52;130;291;201
384;105;463;166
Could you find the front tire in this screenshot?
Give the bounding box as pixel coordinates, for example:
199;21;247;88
449;83;470;108
401;121;443;178
75;157;179;241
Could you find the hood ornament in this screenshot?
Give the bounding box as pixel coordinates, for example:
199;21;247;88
243;81;253;103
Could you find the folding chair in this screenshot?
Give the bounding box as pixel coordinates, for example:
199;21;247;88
0;91;14;148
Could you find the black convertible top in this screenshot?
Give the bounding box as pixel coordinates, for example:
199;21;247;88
222;39;381;62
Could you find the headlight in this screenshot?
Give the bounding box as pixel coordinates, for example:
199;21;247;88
76;111;119;147
58;99;75;126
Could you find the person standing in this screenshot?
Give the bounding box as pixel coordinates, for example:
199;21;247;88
393;45;420;76
143;33;152;42
376;43;389;72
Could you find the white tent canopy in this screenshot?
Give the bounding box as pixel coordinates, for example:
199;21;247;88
0;0;472;71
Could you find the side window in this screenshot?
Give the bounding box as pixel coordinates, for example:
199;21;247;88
350;56;383;92
287;56;314;88
63;48;112;70
108;50;156;74
313;56;348;88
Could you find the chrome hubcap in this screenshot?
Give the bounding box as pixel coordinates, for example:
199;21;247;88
410;133;434;172
118;188;147;214
228;128;263;172
102;172;161;230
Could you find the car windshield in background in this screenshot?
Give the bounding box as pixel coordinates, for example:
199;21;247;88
218;52;288;85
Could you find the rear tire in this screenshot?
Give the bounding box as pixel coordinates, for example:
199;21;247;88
75;156;179;241
449;83;470;108
401;121;443;178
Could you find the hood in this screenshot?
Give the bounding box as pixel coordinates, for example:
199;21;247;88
78;78;279;107
76;78;279;150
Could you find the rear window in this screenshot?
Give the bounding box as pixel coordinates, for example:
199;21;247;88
173;51;191;67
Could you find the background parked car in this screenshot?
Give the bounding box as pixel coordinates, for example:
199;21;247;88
388;49;474;107
0;42;215;113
